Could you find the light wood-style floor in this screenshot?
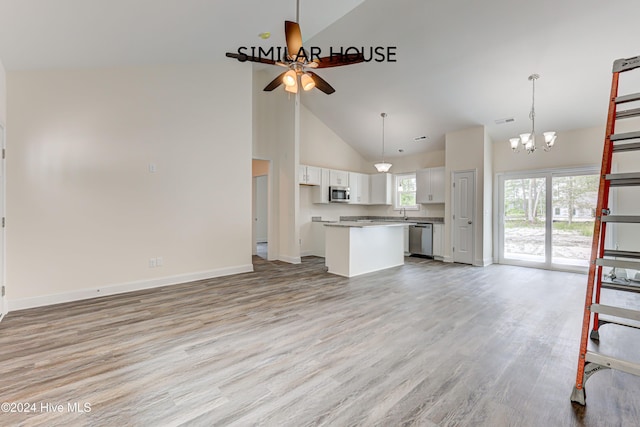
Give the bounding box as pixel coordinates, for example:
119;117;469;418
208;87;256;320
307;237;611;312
1;256;640;426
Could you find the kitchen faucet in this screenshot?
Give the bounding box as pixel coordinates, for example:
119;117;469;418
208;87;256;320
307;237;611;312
401;207;407;220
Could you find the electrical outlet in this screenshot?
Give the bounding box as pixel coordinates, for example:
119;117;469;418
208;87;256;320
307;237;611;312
156;256;163;266
149;258;157;268
149;163;157;173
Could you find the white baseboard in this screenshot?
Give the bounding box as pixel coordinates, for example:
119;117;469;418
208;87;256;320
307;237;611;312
473;258;492;267
8;264;254;312
300;250;324;258
278;255;302;264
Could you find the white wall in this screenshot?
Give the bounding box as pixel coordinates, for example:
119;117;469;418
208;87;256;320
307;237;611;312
384;150;446;174
493;126;604;174
0;59;5;317
0;59;6;126
301;105;370;173
483;129;493;266
7;62;253;309
252;69;299;263
444;126;487;266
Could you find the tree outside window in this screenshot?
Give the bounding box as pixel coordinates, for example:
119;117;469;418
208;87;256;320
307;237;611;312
395;173;418;209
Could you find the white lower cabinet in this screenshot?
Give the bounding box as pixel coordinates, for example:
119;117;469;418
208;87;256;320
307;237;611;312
404;225;410;255
433;223;444;258
311;222;327;256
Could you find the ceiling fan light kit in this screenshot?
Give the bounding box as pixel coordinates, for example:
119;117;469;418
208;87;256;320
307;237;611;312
283;69;297;87
225;0;365;96
300;73;315;91
375;113;392;173
510;73;557;154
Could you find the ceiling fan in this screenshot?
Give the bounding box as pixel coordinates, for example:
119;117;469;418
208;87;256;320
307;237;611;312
225;8;363;94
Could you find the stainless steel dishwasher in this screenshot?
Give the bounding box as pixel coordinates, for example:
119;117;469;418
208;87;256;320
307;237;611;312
409;223;433;256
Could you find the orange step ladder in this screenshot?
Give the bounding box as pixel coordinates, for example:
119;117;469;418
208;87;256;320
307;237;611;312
571;54;640;405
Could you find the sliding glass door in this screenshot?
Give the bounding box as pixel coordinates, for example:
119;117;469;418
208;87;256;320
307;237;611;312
498;167;598;272
551;175;598;267
502;176;547;263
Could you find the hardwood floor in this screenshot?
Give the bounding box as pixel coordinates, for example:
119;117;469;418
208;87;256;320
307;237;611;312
1;256;639;426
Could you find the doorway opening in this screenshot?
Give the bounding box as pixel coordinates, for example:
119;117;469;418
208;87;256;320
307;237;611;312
252;159;270;260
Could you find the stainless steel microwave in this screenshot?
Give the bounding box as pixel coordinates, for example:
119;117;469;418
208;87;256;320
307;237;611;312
329;186;350;203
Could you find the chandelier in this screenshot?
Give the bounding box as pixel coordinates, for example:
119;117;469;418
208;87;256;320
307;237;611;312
374;113;392;172
510;74;557;154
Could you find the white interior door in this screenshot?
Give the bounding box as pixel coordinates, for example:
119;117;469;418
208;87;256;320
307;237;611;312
453;170;475;264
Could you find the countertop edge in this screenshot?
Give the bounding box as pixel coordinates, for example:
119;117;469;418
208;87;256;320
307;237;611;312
324;221;417;228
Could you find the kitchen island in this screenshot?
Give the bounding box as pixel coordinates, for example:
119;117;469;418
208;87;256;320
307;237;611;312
324;221;414;277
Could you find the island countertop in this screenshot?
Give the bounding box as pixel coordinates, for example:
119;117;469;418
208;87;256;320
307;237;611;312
324;221;416;228
340;216;444;224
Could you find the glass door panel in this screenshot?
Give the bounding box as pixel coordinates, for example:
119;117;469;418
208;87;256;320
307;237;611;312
551;174;598;267
503;177;547;263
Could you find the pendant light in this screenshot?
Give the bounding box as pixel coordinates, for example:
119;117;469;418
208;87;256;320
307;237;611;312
510;73;557;154
374;112;392;172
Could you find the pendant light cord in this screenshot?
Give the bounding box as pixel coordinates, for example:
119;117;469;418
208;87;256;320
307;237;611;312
296;0;299;22
381;112;386;163
529;76;536;135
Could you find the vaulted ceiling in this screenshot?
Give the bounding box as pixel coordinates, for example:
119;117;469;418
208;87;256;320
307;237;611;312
1;0;639;160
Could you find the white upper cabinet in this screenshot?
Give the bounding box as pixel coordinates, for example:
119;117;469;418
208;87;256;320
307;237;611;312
299;165;321;186
359;173;370;205
329;169;349;187
349;172;371;205
369;173;392;205
416;166;445;203
312;168;330;204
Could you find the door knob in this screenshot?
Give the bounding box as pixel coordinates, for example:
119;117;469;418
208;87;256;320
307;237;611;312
468;220;472;224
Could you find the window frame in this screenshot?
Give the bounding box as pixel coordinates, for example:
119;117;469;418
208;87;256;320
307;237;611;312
394;172;419;211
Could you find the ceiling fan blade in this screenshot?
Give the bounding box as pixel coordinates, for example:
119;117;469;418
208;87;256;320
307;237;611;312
307;72;335;95
285;21;303;60
225;52;276;66
264;71;288;91
314;53;365;68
